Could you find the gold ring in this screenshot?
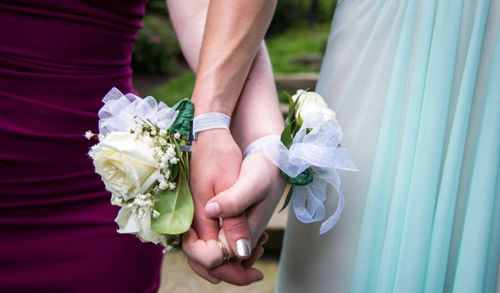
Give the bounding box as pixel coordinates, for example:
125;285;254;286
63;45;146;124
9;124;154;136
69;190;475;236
216;239;231;262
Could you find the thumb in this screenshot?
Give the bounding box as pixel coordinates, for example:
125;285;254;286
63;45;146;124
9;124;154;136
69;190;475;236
220;215;253;260
205;175;266;218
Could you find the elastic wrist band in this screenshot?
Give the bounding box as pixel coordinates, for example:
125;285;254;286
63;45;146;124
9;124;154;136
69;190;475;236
243;134;281;158
192;112;231;140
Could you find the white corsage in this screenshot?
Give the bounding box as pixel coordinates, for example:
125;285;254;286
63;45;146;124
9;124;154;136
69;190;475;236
244;90;358;234
87;87;194;250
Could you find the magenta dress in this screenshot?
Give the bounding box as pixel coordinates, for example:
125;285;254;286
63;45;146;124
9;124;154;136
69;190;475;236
0;1;163;292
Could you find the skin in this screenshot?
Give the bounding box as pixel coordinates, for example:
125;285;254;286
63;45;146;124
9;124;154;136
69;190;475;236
167;0;285;286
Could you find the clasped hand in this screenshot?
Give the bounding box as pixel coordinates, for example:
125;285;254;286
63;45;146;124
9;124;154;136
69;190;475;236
184;129;284;285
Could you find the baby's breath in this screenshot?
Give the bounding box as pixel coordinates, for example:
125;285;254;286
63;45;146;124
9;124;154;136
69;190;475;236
84;130;95;140
128;193;155;219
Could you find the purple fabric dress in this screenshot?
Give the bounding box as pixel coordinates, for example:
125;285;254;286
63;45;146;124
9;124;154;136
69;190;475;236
0;1;163;292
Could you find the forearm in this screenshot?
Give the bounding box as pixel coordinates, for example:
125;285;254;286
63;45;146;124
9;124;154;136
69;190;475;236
168;0;283;150
230;45;284;151
168;0;277;116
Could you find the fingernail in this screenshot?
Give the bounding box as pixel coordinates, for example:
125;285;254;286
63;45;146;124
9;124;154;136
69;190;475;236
236;239;251;258
205;202;221;217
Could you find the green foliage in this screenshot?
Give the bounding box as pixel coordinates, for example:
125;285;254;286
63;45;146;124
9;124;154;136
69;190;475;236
280;90;304;149
151;72;195;105
151;168;194;235
132;15;180;74
145;0;167;15
279;90;315;211
149;23;330;101
170;98;194;138
133;0;335;75
283;169;314;186
281;92;297;147
267;22;331;73
269;0;337;35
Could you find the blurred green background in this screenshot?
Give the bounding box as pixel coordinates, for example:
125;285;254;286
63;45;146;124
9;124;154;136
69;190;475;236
132;0;337;105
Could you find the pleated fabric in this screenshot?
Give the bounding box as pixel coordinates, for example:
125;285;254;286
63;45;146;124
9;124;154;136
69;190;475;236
277;0;499;292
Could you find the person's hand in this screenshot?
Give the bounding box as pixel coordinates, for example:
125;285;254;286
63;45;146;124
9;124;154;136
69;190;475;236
187;129;266;285
189;129;255;257
183;151;285;284
182;228;268;285
207;151;286;244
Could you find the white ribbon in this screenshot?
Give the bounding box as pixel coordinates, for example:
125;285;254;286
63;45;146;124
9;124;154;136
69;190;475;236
98;87;178;136
192;112;231;139
245;114;357;234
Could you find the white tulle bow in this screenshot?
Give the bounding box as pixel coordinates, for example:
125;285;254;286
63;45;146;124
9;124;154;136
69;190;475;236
247;113;358;234
98;87;178;136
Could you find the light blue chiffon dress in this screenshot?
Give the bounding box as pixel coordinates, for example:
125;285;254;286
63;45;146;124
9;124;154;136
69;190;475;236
277;0;499;292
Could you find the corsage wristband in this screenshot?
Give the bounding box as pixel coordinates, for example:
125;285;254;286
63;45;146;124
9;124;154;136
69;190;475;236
243;134;281;158
192;112;231;140
240;90;358;234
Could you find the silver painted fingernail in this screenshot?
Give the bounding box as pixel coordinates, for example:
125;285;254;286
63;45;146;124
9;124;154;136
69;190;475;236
235;239;251;258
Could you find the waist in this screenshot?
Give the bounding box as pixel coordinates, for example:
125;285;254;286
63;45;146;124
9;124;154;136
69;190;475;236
0;3;141;72
0;123;107;207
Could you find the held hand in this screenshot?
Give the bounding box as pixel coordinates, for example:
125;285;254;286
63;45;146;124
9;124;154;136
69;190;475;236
182;228;268;285
208;152;286;242
189;129;251;257
183;151;285;284
186;129;265;285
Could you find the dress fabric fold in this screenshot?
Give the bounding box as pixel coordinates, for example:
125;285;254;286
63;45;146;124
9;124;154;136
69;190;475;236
277;0;499;292
0;1;163;292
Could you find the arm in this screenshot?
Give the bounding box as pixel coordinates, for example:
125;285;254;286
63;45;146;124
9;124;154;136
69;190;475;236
167;0;278;285
190;0;277;116
169;2;283;147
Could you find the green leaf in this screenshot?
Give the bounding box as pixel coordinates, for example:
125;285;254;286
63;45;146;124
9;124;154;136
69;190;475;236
281;90;299;147
170;98;194;138
285;91;296;124
170;162;180;181
281;122;294;148
151;169;194;235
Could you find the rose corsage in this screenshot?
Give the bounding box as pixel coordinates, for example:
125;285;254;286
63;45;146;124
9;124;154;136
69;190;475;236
244;90;358;234
86;87;194;250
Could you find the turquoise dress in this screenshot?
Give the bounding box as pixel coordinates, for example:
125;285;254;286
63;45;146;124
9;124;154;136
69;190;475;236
277;0;499;292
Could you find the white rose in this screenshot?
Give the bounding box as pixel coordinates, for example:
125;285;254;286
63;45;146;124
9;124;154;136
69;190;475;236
292;90;336;125
115;207;166;245
91;132;160;201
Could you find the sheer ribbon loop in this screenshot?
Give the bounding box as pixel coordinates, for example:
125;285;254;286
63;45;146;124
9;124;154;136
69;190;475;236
99;87;178;136
244;119;357;234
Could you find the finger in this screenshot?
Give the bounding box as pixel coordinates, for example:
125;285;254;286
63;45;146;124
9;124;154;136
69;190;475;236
242;233;268;268
205;173;267;218
242;245;264;268
257;232;269;247
187;259;220;284
209;260;264;286
187;240;263;286
221;215;252;260
191;188;220;241
182;228;224;269
189;143;220;241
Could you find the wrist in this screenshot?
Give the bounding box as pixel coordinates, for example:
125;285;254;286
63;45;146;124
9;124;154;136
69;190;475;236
236;130;281;153
243;134;281;158
192;112;231;140
191;79;235;116
192;98;232;116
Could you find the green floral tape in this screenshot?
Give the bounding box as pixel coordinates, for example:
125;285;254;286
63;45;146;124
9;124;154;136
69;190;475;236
170;98;194;138
282;168;313;186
